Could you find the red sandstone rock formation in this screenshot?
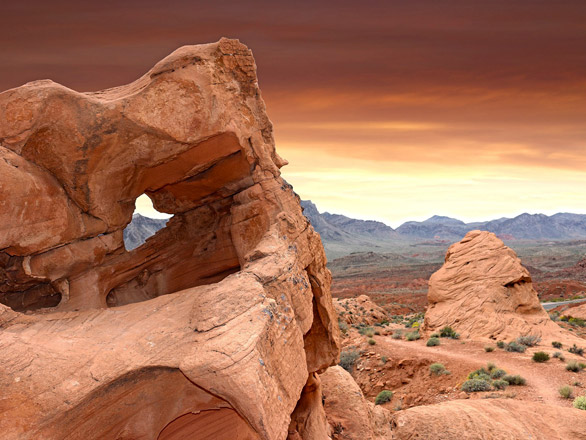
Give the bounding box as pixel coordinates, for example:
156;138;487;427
391;399;586;440
0;39;339;440
568;303;586;320
320;366;392;440
423;230;581;343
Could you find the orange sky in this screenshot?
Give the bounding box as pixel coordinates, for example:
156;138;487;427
2;1;586;226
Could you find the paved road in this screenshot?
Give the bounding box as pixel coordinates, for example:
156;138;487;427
541;297;586;310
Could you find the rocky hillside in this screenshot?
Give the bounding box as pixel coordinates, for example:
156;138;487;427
302;200;586;257
397;212;586;240
123;214;168;250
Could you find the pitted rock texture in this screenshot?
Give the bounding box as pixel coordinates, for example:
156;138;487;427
0;39;339;440
391;399;586;440
423;230;580;343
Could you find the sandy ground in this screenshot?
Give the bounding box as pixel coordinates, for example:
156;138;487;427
342;327;586;411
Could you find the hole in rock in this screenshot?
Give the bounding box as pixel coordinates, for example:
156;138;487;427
123;194;173;251
106;191;241;308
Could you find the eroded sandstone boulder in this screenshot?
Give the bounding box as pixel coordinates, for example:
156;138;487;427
0;39;339;440
423;230;581;343
320;366;393;440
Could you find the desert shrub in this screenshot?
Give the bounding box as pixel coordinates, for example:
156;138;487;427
552;341;563;349
339;350;360;373
484;346;495;352
426;337;440;347
496;341;505;349
338;318;348;335
462;379;491;392
516;335;541;347
566;361;584;372
468;367;491;381
375;390;393;405
503;374;526;386
559;385;573;399
439;326;459;339
569;317;586;327
374;330;381;335
392;331;402;340
381;356;388;364
430;363;447;375
505;341;526;353
405;330;420;341
532;351;550;363
368;338;376;345
568;344;584;356
492;379;508;390
359;327;375;337
552;351;564;361
490;368;507;379
430;333;440;338
573;396;586;410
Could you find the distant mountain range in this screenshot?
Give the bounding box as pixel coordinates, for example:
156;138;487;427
123;204;586;258
123;214;168;250
300;200;586;254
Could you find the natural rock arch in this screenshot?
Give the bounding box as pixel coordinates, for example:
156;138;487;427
0;39;340;440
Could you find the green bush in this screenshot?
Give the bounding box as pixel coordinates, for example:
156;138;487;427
484;346;495;352
426;337;440;347
573;396;586;410
532;351;550;363
552;351;565;361
462;379;491;392
503;374;526;386
492;379;508;390
490;368;507;379
439;326;459;339
496;341;505;349
375;390;393;405
468;367;490;380
430;333;440;338
368;338;376;345
338;318;348;335
392;331;403;340
405;330;420;341
430;363;447;375
339;350;360;373
566;361;584;372
381;356;388;364
568;344;584;356
516;335;541;347
505;341;526;353
559;385;573;399
552;341;563;349
359;327;375;337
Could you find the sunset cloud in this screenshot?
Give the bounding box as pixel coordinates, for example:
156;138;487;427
1;0;585;225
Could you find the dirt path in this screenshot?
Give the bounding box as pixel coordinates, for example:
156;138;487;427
367;333;585;407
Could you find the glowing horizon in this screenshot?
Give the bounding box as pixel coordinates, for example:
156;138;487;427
2;1;585;227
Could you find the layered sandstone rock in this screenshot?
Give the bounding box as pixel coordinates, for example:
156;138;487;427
320;366;392;440
423;230;580;343
0;39;339;440
567;303;586;320
391;399;586;440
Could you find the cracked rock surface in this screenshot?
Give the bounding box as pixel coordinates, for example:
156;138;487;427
0;38;340;440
